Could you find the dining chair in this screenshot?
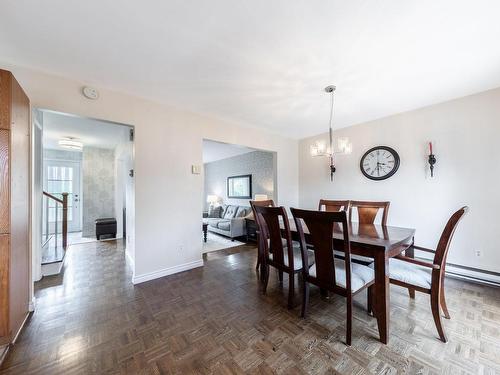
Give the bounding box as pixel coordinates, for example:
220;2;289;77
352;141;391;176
291;208;375;345
254;205;314;309
381;206;468;342
347;201;391;264
250;199;275;272
349;201;390;225
318;199;351;212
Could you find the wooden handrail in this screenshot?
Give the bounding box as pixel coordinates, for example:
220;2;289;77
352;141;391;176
43;191;63;204
43;191;68;249
62;193;68;249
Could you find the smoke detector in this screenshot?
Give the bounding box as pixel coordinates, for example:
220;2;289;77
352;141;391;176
82;86;99;100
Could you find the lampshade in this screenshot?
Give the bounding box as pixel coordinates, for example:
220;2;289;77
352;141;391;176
254;194;268;201
206;195;219;203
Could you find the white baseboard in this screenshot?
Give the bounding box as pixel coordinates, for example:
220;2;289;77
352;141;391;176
28;297;36;312
445;264;500;286
11;312;30;344
41;260;64;276
132;259;204;285
0;344;9;367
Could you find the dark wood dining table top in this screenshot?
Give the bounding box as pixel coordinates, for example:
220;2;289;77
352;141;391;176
285;219;415;251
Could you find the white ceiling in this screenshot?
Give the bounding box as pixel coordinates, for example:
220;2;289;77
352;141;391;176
42;111;131;151
203;140;255;163
2;1;500;138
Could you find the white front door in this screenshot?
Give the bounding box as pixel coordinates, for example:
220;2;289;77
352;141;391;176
44;160;81;233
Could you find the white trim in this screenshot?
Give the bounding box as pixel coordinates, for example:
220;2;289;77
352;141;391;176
125;249;134;266
28;297;36;312
125;249;135;278
0;344;9;367
132;259;204;285
41;260;64;276
445;264;500;286
11;313;30;344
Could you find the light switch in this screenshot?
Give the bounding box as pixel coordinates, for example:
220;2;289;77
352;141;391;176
191;165;201;174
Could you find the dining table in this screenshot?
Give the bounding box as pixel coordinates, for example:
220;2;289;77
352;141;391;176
285;219;415;344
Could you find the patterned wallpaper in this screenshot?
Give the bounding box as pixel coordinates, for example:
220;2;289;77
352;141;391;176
82;147;115;237
203;150;275;210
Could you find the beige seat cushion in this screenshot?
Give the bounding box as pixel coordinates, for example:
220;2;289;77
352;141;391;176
268;243;314;270
309;259;374;292
333;250;373;264
379;258;432;289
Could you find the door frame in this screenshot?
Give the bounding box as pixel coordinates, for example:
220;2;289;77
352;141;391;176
31;107;136;291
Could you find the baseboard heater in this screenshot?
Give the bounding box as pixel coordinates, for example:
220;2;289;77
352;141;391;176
413;246;500;287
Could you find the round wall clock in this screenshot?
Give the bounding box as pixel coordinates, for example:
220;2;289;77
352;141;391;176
360;146;400;180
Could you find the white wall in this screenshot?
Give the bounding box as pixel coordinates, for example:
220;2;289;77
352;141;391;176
4;64;299;284
299;87;500;275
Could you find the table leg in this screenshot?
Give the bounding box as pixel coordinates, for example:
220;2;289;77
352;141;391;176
203;227;207;242
373;251;390;344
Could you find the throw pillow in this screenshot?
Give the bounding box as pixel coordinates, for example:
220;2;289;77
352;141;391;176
208;205;222;218
235;206;248;218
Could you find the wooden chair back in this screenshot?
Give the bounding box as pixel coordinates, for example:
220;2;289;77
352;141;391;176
254;205;295;270
433;206;468;270
349;201;390;225
291;208;351;293
318;199;350;212
250;199;275;220
250;199;275;239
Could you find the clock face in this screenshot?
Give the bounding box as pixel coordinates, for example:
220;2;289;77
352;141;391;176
360;146;400;180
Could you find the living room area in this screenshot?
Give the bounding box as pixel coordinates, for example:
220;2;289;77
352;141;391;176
202;139;276;253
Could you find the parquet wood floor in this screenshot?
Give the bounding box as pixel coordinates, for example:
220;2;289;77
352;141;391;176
1;240;499;374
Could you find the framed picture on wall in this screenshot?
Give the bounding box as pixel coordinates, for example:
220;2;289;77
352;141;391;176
227;174;252;199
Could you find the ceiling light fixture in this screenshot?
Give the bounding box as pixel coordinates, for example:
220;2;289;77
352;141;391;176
310;85;352;181
59;138;83;151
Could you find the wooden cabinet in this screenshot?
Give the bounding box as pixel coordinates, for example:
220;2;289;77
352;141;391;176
0;70;30;348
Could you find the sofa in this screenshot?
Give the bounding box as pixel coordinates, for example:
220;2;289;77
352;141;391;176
202;204;251;240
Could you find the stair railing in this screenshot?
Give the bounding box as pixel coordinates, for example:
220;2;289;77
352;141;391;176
42;191;68;249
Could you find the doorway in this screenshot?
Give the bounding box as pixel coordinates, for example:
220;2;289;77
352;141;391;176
202;139;277;254
32;109;135;278
43;159;81;234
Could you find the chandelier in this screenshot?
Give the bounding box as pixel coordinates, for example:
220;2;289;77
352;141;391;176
310;85;352;181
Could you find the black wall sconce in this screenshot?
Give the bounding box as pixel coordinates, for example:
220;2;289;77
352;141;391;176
428;142;436;177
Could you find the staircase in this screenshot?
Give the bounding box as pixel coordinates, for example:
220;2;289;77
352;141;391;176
41;191;68;276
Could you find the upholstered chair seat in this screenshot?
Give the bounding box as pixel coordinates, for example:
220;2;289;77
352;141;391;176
333;250;374;264
386;258;432;289
310;260;374;292
269;245;314;270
